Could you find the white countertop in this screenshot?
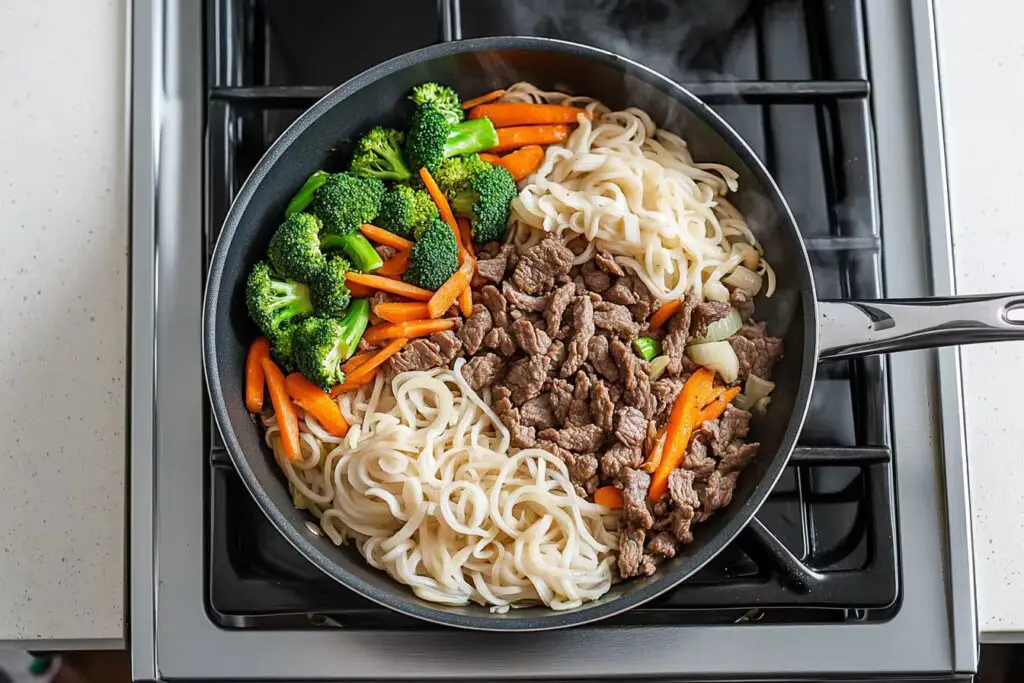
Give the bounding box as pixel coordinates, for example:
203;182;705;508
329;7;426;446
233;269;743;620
0;0;126;644
936;0;1024;640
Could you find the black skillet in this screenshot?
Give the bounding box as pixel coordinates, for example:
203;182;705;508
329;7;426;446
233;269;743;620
203;36;1024;630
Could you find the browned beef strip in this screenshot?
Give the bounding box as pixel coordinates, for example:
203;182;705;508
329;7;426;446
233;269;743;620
476;241;501;260
385;333;458;376
600;442;643;480
374;244;397;261
565;371;592;426
594;250;625;276
727;322;784;382
684;438;717;479
368;291;389;324
502;281;550;312
549;378;573;424
670;505;696;544
457;304;492;355
520;393;556;430
460;353;505;392
512;239;574;294
544;282;575;338
651;377;685;423
588;335;619;382
620;468;654;529
618;526;645;578
697;470;739;521
668;468;700;509
604;280;638;306
561;451;599;495
483;327;517;357
433;330;462;359
730;287;755;320
662;292;700;376
593;301;641;337
478;285;509;329
690;300;733;339
718;441;759;473
504;355;551;406
475;244;515;283
493;386;536;448
615;406;648;448
561;296;594;378
590;379;616;431
697;405;752;459
510;318;551;356
647;531;678;558
582;267;611;292
538;424;603;453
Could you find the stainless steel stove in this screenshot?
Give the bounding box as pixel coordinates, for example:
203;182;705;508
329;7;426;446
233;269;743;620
129;0;977;680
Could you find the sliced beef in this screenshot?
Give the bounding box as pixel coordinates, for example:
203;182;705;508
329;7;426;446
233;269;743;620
504;355;550;406
670;505;697;544
510;318;551;356
493;386;536;448
460;353;504;392
727;322;784;382
668;468;699;509
520;393;556;430
374;244;397;262
385;332;460;376
546;339;567;366
593;301;641;337
684;438;717;479
718;441;759;474
651;378;684;423
502;281;550;312
662;292;699;376
565;371;592;427
545;283;575;338
512;239;574;294
483;327;517;357
600;442;643;480
549;378;574;424
690;300;732;339
620;468;654;529
433;330;462;359
561;296;595;378
624;271;655;323
697;470;739;521
590;380;616;431
614;406;648;448
618;526;648;578
647;531;678;559
475;244;514;283
588;335;619;382
595;250;625;276
478;285;509;329
369;291;389;324
697;405;752;459
582;268;611;292
538;424;603;453
730;287;755;320
604;280;639;306
562;451;599;496
457;304;492;355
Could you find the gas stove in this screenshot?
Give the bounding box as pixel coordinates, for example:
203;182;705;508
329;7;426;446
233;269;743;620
129;0;977;680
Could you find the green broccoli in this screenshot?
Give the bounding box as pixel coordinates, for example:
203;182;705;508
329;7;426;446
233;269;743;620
349;127;412;183
451;165;517;244
245;260;314;337
306;172;385;272
269;323;298;372
376;185;439;239
292;300;371;389
432;153;491;200
404;103;499;172
404;217;459;291
310;255;351;317
285;170;329;217
267;212;326;282
409;82;464;125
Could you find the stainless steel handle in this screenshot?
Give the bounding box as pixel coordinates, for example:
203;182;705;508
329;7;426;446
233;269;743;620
818;293;1024;361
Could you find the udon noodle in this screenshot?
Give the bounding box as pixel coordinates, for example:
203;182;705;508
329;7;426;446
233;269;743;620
503;82;775;303
263;359;620;611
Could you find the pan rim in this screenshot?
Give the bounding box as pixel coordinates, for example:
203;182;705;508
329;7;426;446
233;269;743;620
202;35;819;631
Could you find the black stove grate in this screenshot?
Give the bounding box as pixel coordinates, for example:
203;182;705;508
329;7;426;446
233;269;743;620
203;0;899;629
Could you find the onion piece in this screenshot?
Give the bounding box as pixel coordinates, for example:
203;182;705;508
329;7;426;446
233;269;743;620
732;392;755;411
754;396;772;414
723;265;763;296
649;355;671;381
734;243;761;270
744;374;776;403
686;341;739;384
704;280;730;303
691;307;742;345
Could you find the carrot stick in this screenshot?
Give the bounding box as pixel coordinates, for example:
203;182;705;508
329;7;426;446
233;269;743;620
363;318;458;345
640;428;668;474
284;372;349;437
457;247;474;316
594;486;624;510
427;271;470;319
345;272;433;301
260;357;301;462
245;336;271;412
347;282;374;298
496;145;544;181
697;386;741;424
469;103;590;127
375;249;410;277
373;301;431;324
419;167;459;236
649;368;716;502
457;218;474;257
341;350;376;374
649;299;682;332
479;153;501;165
346;337;409;386
329;379;369;397
462;89;506;110
490;124;571;153
359;223;414;251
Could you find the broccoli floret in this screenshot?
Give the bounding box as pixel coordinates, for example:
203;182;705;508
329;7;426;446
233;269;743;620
292;300;371;389
349;127;412;183
432;154;491;200
307;172;385;272
269;323;298;372
376;185;439;239
310;255;351;317
267;212;326;282
451;165;517;244
285;170;329;217
404;217;459;291
245;260;314;337
409;82;464;125
405;103;499;172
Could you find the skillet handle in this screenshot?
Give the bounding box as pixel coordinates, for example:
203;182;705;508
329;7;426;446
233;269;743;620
818;293;1024;362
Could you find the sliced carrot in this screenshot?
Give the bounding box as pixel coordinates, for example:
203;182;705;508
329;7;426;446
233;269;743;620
469;102;590;127
330;379;370;397
697;386;741;424
594;486;624;510
457;218;474;257
245;336;271;412
363;318;458;345
479;153;501;164
341;350;376;374
648;299;682;332
284;372;349;437
375;249;410;277
640;427;668;474
490;124;571;153
373;301;431;324
419;166;460;236
347;282;374;298
346;337;409;386
359;223;414;251
496;145;544;181
260;357;301;462
345;272;433;301
426;271;470;319
462;89;506;110
457;247;474;316
649;368;716;502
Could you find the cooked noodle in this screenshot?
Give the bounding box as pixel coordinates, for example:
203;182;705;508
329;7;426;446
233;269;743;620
263;359;620;611
502;82;776;302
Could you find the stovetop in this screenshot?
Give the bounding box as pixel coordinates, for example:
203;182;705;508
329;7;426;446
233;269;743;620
130;0;977;680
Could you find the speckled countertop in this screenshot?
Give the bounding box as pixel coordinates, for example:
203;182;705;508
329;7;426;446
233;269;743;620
0;1;125;644
936;0;1024;640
